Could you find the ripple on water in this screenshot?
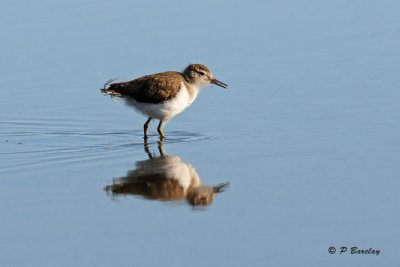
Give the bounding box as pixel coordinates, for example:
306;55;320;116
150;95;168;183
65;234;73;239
0;120;216;174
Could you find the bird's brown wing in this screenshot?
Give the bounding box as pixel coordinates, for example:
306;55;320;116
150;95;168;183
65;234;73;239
105;175;185;201
107;71;185;104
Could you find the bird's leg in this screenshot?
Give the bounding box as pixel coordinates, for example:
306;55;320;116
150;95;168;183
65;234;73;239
157;120;165;139
144;140;153;159
144;117;152;139
157;139;166;157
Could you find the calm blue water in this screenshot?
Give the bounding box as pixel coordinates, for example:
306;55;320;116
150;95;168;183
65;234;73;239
1;0;399;266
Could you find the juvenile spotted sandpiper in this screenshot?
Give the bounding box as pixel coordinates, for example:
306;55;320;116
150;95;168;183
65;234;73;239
101;64;228;139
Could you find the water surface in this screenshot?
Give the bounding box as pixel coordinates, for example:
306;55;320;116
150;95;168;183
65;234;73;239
1;1;399;266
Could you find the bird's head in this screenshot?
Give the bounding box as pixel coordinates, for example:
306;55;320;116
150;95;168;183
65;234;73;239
187;183;229;206
183;64;228;89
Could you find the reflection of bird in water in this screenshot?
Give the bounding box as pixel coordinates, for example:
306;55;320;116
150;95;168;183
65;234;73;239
104;141;229;207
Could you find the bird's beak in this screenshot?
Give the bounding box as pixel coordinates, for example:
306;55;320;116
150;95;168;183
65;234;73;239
210;78;228;89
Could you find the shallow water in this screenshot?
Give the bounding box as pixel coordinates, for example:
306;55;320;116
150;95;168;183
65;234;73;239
1;0;400;266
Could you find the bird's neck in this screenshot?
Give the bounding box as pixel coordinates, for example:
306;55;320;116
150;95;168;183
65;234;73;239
184;82;201;103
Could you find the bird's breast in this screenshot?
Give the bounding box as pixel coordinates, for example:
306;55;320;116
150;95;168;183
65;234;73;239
180;82;199;108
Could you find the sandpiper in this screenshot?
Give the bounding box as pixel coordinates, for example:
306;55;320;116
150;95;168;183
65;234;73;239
101;64;228;139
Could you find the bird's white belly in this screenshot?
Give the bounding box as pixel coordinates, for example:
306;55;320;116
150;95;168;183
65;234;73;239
125;83;197;121
159;156;200;194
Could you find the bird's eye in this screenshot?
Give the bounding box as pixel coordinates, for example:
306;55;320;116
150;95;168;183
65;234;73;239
199;71;205;76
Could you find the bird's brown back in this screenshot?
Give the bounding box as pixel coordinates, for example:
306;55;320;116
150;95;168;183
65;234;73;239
107;71;187;104
105;175;186;201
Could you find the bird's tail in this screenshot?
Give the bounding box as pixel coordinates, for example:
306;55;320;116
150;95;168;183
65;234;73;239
100;78;121;96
